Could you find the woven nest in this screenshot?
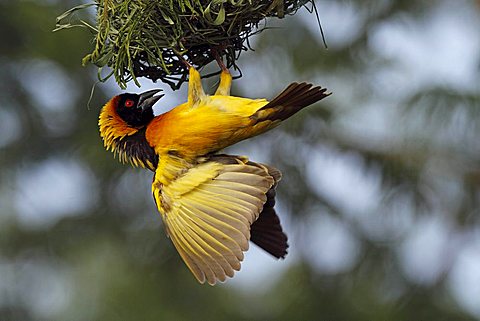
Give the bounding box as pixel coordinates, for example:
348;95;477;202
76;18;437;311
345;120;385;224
56;0;315;89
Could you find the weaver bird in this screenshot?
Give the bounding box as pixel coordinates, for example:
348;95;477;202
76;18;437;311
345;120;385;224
99;66;330;285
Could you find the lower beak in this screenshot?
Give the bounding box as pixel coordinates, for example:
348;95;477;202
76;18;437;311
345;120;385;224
138;89;164;110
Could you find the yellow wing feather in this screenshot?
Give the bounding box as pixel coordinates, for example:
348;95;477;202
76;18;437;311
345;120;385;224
152;155;275;285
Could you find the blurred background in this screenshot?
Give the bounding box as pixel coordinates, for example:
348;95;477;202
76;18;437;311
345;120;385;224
1;0;480;320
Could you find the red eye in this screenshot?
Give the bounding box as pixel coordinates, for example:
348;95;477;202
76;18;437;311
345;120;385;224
124;99;135;108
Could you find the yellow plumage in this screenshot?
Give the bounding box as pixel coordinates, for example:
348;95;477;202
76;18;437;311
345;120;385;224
153;156;276;284
99;65;330;285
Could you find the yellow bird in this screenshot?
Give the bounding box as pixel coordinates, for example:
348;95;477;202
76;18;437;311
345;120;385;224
99;66;330;285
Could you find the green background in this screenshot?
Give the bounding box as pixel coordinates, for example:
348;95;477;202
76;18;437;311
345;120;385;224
1;0;480;320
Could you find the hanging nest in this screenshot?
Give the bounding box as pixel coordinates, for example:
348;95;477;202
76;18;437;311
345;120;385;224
56;0;315;89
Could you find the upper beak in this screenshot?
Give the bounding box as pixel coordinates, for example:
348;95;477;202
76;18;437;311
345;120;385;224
138;89;164;110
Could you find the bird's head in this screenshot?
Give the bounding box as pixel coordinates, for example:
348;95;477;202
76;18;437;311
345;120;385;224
99;89;164;171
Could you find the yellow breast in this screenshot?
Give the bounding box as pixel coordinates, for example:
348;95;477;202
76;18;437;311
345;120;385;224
145;95;269;159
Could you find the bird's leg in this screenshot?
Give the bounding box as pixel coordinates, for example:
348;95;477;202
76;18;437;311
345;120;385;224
187;64;206;107
174;51;206;107
213;49;232;96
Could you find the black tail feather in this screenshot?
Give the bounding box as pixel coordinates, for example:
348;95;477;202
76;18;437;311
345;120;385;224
253;82;330;122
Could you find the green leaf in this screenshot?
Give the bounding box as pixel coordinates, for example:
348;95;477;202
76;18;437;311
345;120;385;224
204;1;226;25
55;3;95;24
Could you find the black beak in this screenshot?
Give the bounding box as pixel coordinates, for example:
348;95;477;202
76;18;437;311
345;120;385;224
138;89;164;110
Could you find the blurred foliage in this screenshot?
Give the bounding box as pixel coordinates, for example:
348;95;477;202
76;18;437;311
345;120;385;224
1;0;480;320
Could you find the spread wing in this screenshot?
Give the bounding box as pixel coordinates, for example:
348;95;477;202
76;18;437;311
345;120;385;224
152;155;276;285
